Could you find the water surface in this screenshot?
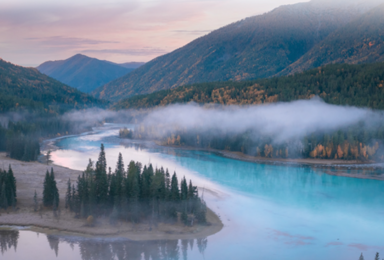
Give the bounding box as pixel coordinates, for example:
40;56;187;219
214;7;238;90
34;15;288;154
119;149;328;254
2;124;384;260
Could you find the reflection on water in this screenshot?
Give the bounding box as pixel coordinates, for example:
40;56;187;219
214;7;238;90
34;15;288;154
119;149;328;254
41;125;384;259
1;230;207;260
0;229;18;254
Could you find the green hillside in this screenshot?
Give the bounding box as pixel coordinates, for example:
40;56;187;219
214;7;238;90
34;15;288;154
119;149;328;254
113;62;384;110
93;0;381;101
0;58;105;113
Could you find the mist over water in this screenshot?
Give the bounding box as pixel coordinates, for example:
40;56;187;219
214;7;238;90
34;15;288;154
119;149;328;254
139;98;383;143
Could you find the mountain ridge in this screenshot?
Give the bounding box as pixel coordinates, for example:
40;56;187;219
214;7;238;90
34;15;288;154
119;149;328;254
37;54;134;93
92;0;383;101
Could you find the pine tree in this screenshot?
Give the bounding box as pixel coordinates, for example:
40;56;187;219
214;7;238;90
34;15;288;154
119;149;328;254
33;190;38;211
0;183;8;209
170;172;179;202
65;179;71;209
43;170;52;207
374;252;379;260
51;168;59;209
7;165;16;204
359;253;364;260
95;144;108;212
180;177;188;201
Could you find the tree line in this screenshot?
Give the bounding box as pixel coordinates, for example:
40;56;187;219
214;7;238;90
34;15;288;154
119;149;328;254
0;165;17;209
132;121;384;162
0;115;82;162
61;144;207;226
113;62;384;110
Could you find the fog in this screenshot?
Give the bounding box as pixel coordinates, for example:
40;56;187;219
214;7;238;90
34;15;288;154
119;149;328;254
2;98;382;144
138;98;383;143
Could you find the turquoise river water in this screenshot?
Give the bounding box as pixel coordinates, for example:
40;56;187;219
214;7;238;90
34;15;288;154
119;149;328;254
1;124;384;260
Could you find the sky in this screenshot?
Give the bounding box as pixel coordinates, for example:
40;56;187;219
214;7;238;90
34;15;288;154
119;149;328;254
0;0;307;67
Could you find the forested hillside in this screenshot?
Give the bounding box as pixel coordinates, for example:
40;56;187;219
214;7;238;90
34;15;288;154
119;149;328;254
281;2;384;75
0;58;105;113
113;62;384;110
37;54;132;93
93;0;382;101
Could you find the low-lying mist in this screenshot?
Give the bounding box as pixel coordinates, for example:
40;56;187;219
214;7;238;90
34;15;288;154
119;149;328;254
138;98;383;144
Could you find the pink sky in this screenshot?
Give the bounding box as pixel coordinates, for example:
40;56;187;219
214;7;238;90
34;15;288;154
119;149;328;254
0;0;306;67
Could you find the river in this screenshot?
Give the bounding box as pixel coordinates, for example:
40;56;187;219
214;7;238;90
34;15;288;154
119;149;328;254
1;124;384;260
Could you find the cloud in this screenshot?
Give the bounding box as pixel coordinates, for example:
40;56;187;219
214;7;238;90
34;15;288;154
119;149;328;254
25;36;119;47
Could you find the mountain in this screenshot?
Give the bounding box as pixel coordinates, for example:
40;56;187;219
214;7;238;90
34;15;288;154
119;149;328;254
113;62;384;110
280;2;384;75
93;0;383;101
37;54;133;93
118;62;145;69
0;58;105;113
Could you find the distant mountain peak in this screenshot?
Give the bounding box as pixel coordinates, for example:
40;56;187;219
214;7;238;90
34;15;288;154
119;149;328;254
37;55;136;93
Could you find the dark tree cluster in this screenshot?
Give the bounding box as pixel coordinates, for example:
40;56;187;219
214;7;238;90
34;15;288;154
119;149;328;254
65;144;207;225
0;165;17;209
119;128;133;139
0;115;84;162
135;120;384;162
43;168;59;209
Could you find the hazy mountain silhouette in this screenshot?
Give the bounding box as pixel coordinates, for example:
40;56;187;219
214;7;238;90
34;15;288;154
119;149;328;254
37;54;134;93
92;0;383;101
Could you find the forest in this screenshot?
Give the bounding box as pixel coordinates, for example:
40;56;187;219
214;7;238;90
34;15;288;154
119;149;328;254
0;115;78;161
0;166;17;210
114;62;384;110
63;144;207;226
131;120;384;162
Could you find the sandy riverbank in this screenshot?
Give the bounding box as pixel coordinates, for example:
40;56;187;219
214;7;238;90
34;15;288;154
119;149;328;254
0;153;223;240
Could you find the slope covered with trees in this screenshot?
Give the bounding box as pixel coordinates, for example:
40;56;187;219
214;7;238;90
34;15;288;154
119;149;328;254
93;0;382;101
37;54;134;93
281;2;384;75
0;58;105;113
114;62;384;110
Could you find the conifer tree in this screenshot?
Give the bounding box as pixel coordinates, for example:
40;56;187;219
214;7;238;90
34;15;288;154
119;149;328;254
51;168;59;209
43;170;52;207
170;172;179;202
95;144;108;213
0;183;8;209
65;179;71;209
33;190;38;211
180;177;188;201
359;253;364;260
374;252;379;260
7;165;16;204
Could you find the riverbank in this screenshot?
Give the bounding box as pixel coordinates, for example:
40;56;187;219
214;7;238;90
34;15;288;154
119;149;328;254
151;142;384;180
0;153;223;240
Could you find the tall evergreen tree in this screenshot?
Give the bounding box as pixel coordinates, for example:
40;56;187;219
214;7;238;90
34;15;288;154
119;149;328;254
0;182;8;209
170;172;179;202
43;170;52;207
50;168;59;209
65;179;71;209
95;144;108;212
